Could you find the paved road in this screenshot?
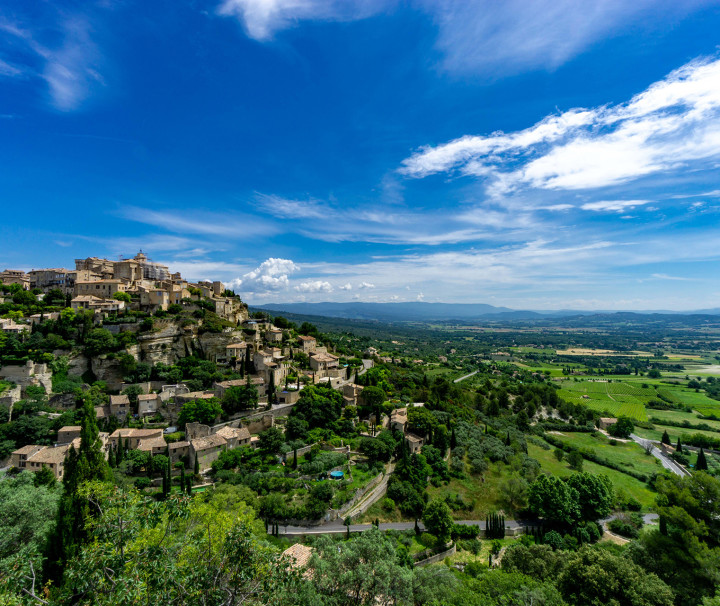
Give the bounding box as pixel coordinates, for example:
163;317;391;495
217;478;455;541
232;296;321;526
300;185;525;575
343;462;395;519
630;434;690;477
278;513;660;537
278;518;528;536
454;370;478;384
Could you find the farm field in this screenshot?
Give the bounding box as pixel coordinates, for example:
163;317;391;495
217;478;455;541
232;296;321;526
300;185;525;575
633;424;720;443
557;379;651;421
551;431;664;478
647;408;720;429
528;443;656;509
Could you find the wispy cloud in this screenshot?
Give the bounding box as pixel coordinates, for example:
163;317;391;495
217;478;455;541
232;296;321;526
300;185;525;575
117;205;279;238
0;14;105;111
401;57;720;194
216;0;388;41
581;200;649;212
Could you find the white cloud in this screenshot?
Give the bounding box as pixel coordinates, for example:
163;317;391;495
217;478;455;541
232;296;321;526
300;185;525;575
295;280;333;293
255;193;329;219
229;257;299;292
580;200;649;212
401;57;720;193
338;283;352;290
217;0;387;41
421;0;694;76
358;282;375;289
0;16;105;111
118;205;279;238
416;292;425;301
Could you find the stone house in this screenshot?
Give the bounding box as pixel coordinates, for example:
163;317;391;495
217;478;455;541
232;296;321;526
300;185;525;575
598;417;618;430
342;383;364;407
109;394;131;420
277;390;300;405
138;393;161;417
0;269;30;289
405;433;423;454
169;440;191;465
309;352;339;373
57;426;82;445
74;279;127;298
12;444;71;480
215;425;251;449
137;435;168;455
297;335;317;353
109;428;164;450
214;377;266;398
266;329;283;343
29;268;71;293
10;445;46;470
191;434;228;471
390;408;408;433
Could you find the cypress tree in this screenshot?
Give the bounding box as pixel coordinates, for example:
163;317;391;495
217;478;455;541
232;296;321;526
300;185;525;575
696;448;708;471
46;400;112;580
676;438;683;453
293;448;298;469
186;472;193;496
180;465;186;493
194;455;200;475
661;430;671;445
450;427;457;450
108;445;116;468
659;515;668;536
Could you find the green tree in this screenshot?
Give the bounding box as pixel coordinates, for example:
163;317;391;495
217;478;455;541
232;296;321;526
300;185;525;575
661;430;671;445
528;474;580;526
309;527;413;606
113;291;131;303
567;450;584;471
697;448;709;471
222;383;258;415
422;499;453;542
178;398;222;427
0;472;60;595
290;384;342;430
83;328;117;357
46;401;112;581
608;415;634;439
558;545;674;606
566;472;614;522
258;426;284;456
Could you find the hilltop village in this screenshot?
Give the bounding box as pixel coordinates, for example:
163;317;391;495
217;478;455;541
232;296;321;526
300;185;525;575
2;253;720;606
0;252;415;488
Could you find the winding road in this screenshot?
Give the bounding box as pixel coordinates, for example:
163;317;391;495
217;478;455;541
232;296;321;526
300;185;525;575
630;433;690;477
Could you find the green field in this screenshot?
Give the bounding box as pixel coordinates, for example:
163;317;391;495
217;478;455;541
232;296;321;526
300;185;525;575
558;379;651;420
528;443;656;509
550;431;664;478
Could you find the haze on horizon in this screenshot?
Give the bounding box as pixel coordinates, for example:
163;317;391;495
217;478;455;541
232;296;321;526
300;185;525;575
2;0;720;311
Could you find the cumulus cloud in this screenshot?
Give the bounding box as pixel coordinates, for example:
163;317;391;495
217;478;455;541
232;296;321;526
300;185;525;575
357;282;375;289
229;258;298;292
401;57;720;193
295;280;333;293
339;283;352;290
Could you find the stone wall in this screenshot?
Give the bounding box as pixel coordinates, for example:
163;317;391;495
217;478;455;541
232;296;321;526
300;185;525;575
415;543;456;567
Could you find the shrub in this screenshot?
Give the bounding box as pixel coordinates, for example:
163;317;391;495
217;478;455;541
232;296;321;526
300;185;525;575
382;498;395;512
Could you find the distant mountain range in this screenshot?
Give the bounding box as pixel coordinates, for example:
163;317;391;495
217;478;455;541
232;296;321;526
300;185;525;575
254;301;720;323
252;302;720;322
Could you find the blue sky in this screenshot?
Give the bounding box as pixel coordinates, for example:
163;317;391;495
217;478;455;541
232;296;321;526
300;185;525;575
2;0;720;310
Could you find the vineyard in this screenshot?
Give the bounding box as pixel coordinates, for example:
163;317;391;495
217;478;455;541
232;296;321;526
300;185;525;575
558;380;651;421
